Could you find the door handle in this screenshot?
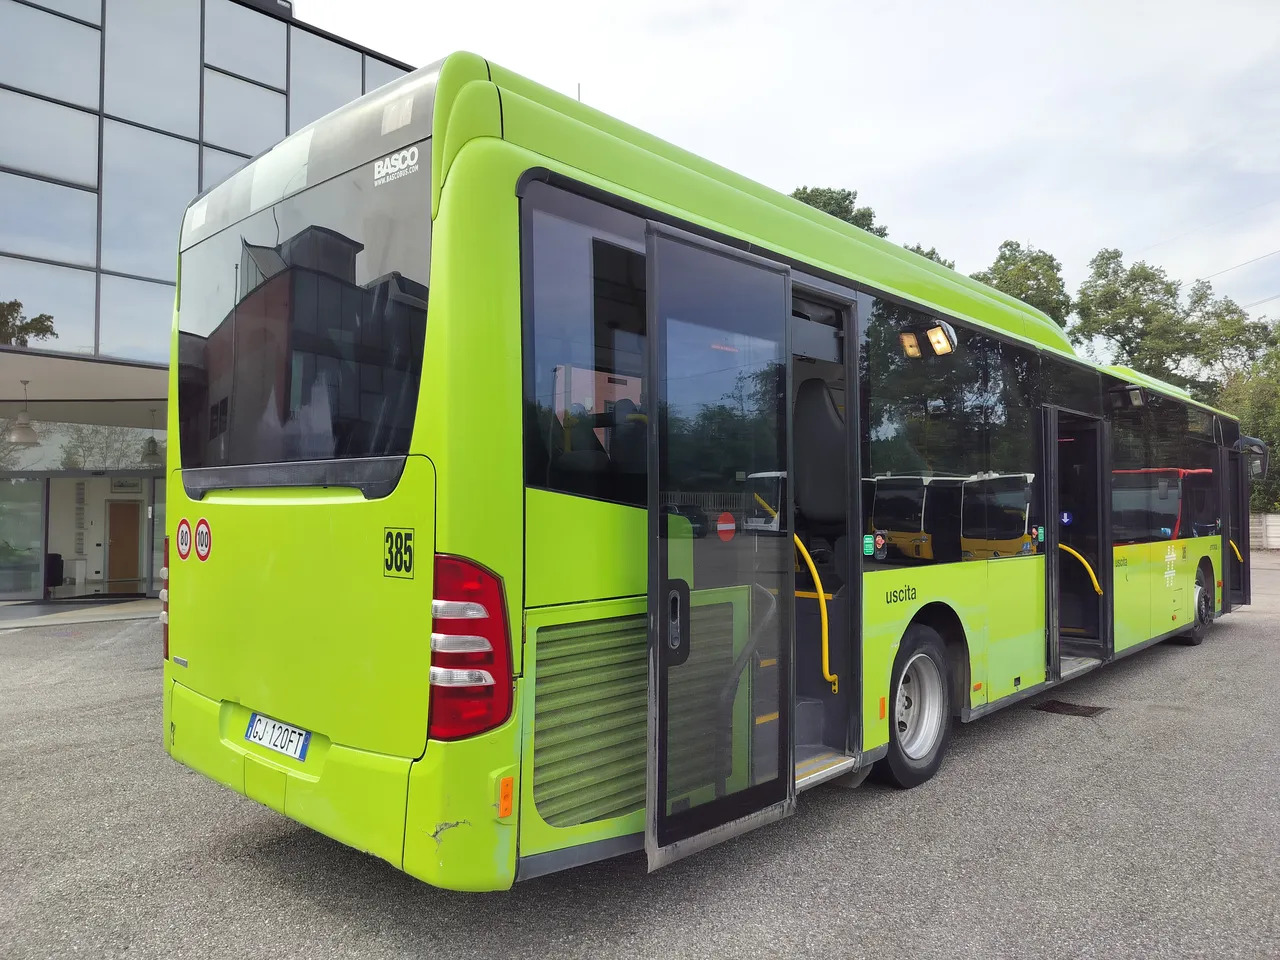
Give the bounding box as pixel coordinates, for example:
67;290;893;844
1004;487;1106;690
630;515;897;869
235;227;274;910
663;578;691;667
667;589;682;650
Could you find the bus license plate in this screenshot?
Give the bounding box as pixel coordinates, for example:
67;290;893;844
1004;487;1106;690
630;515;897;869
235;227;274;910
244;713;311;761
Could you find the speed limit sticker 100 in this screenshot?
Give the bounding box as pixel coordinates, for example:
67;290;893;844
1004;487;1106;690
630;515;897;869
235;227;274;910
194;518;212;561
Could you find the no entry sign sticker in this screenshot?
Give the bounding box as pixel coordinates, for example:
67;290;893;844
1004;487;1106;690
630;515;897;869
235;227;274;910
717;513;735;542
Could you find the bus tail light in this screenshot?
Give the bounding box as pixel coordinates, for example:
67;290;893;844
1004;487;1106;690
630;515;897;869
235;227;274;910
428;555;512;740
160;536;169;661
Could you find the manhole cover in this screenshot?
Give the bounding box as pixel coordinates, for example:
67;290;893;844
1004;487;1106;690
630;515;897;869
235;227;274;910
1033;699;1108;717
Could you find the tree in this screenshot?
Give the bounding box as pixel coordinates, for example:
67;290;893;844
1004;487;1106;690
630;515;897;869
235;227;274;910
58;424;161;470
903;243;955;269
790;186;888;238
0;299;56;347
1217;349;1280;511
1072;248;1273;398
971;241;1071;326
1071;248;1188;383
1183;280;1275;395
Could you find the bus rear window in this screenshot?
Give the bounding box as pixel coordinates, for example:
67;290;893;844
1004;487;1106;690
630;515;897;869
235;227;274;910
175;142;430;470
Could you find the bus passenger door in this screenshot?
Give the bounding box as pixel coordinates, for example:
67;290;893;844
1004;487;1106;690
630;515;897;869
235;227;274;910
644;224;795;871
1043;408;1113;679
1223;448;1248;609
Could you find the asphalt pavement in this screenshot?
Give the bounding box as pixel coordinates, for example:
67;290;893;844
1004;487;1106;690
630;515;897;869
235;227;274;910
2;559;1278;959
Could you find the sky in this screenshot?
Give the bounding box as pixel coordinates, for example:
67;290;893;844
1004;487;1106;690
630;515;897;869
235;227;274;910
298;0;1280;318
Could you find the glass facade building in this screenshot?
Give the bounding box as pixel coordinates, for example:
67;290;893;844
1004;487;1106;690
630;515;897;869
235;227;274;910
0;0;410;600
0;0;409;363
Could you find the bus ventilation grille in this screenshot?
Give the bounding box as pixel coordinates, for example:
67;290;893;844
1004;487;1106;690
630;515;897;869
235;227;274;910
532;604;736;828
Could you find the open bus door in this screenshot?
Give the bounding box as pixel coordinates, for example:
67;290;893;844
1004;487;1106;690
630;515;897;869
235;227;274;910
1222;447;1248;610
1226;435;1268;608
1043;407;1114;677
645;224;796;871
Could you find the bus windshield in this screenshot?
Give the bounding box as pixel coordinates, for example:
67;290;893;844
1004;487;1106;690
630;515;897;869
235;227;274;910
962;476;1030;540
746;474;785;522
175;143;431;470
873;478;925;531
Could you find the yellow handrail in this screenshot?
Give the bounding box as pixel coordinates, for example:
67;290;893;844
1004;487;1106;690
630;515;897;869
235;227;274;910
793;536;837;694
1229;539;1244;563
750;491;836;692
1058;543;1103;596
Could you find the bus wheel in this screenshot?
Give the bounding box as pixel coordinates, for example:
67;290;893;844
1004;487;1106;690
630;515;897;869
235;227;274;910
879;623;953;788
1176;566;1213;646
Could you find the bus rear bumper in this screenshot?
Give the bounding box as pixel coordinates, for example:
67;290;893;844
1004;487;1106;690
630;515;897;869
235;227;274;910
166;678;410;870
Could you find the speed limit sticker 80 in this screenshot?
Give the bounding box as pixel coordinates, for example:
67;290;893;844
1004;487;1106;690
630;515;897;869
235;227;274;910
175;519;192;560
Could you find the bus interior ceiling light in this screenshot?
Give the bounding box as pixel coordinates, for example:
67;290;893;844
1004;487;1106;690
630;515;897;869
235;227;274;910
899;332;922;358
927;324;955;356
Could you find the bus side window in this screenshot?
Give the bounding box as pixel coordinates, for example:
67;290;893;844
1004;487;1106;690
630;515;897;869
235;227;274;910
523;185;648;507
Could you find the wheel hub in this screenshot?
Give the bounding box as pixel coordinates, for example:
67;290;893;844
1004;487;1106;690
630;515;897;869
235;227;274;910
895;652;944;760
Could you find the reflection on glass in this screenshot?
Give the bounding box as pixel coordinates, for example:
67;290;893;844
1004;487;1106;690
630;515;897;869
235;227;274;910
1111;395;1220;548
101;122;198;281
365;56;408;94
0;255;96;354
289;27;362;133
150;480;165;593
29;0;101;23
104;0;200;137
0;0;100;108
98;275;176;364
0;171;97;267
860;296;1039;566
202;69;286;156
366;56;409;94
0;89;99;187
0;479;45;600
102;122;198;284
175;144;430;469
204;0;286;88
960;474;1035;559
653;236;790;819
524;204;647;506
201;147;249;191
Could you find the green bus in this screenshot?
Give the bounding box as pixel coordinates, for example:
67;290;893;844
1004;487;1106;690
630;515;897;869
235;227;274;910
162;52;1269;891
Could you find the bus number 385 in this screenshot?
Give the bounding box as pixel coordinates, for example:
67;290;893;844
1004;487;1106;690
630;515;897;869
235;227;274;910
384;528;414;577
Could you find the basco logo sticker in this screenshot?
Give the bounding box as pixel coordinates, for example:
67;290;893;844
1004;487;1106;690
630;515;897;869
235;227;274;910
175;519;192;561
373;146;419;186
194;518;212;562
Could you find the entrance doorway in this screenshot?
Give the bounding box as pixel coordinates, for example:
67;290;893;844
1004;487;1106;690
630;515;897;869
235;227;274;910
1044;409;1112;680
106;500;142;594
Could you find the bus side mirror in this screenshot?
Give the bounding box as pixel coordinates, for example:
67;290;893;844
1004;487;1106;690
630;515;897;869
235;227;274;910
1243;437;1268;479
1158;479;1170;500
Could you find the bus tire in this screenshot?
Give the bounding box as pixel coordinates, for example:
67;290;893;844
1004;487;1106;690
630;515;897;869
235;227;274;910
1175;564;1213;646
878;623;953;789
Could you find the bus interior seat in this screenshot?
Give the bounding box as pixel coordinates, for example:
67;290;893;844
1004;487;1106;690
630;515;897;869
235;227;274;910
793;378;846;527
793;377;849;591
609;397;647;503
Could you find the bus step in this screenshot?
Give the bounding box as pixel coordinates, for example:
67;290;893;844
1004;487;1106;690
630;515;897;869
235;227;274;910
1059;655;1102;682
795;746;858;791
